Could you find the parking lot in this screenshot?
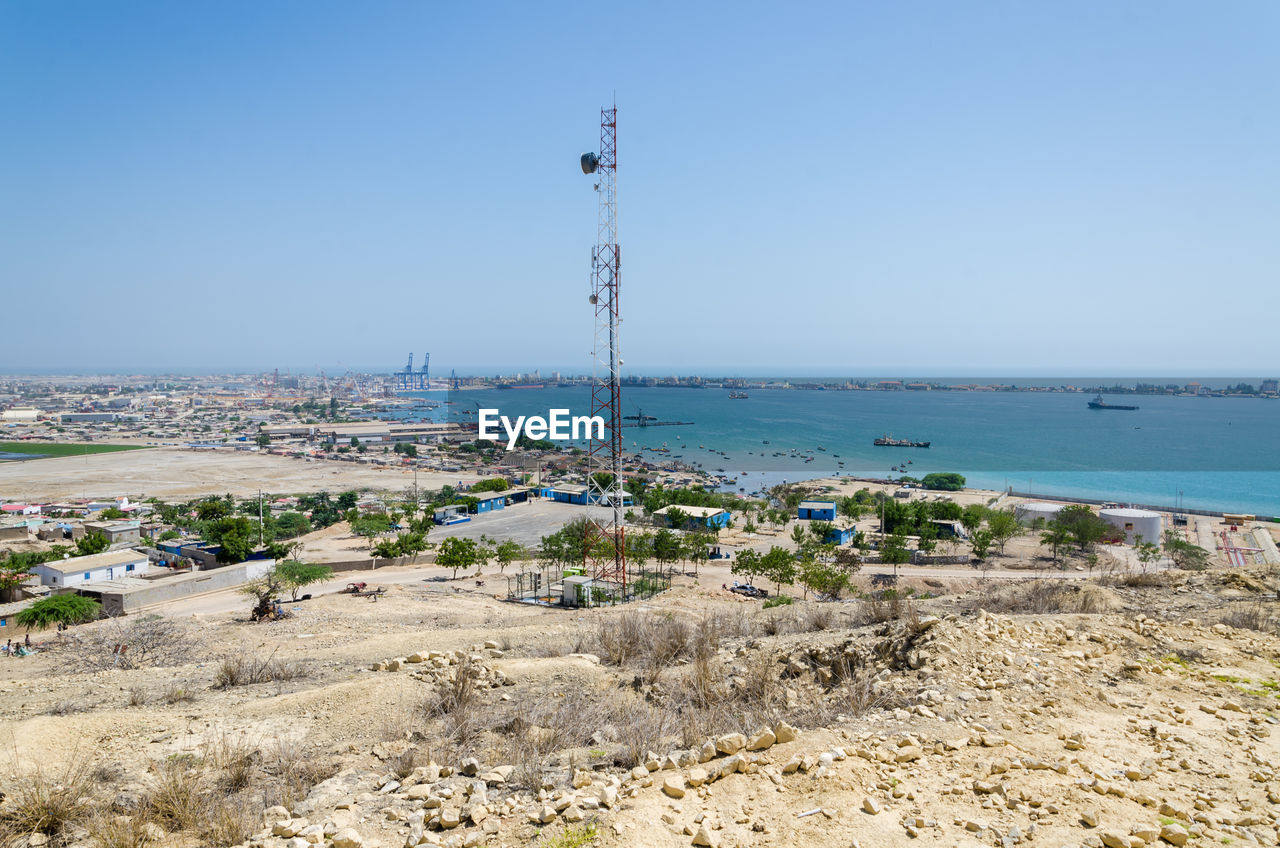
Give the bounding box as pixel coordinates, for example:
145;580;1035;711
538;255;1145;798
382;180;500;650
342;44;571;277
428;498;614;547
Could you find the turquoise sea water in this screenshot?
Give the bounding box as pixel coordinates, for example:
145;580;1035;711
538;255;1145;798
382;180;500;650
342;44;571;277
399;387;1280;516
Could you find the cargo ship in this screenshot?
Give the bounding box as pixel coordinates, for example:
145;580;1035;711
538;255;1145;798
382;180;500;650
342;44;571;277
1087;394;1139;411
874;435;930;448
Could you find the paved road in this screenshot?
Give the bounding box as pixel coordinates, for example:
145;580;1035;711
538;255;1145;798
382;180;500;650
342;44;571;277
156;560;476;618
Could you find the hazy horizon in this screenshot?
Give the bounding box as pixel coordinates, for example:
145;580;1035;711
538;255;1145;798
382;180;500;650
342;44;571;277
0;366;1274;387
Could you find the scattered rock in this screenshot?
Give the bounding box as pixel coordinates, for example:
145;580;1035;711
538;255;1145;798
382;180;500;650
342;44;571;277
331;828;363;848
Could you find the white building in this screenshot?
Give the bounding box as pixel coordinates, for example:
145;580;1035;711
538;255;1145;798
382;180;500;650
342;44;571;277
1100;508;1162;545
31;549;151;589
1015;502;1064;525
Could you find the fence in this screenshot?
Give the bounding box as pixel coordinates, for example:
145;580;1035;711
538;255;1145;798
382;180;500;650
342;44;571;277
505;563;671;607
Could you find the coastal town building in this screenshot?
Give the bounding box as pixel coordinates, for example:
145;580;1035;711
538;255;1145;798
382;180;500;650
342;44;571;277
80;520;142;549
797;500;837;521
653;504;730;529
30;549;150;589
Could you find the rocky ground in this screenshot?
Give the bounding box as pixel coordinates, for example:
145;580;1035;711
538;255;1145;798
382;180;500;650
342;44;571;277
1;564;1278;848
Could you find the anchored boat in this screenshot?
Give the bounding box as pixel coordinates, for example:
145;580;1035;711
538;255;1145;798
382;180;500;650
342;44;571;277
874;434;931;448
1087;394;1139;411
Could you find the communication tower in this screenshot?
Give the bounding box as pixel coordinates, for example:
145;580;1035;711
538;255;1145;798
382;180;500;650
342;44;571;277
580;104;626;592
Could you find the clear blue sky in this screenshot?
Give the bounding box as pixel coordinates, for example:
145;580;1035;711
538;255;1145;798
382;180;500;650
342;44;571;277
2;1;1277;377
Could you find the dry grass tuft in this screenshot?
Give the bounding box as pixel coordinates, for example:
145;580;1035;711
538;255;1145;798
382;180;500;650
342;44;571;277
1219;602;1279;634
0;757;94;844
214;652;304;688
976;580;1119;615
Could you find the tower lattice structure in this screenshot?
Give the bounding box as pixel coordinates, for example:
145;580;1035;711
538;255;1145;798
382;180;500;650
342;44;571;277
584;105;626;591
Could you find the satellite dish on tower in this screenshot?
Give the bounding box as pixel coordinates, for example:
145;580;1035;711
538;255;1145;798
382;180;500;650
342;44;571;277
580;152;599;174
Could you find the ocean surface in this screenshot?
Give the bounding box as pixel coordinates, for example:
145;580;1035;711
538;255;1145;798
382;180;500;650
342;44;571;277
396;387;1280;516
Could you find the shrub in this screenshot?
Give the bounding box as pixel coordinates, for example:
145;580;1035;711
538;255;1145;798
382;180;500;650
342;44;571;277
72;615;199;670
16;594;102;629
762;594;793;609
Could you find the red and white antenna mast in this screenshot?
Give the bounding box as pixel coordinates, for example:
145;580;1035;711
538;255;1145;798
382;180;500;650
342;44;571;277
580;104;626;595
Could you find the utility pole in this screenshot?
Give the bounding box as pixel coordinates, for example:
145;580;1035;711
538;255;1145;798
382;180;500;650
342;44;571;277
258;489;264;547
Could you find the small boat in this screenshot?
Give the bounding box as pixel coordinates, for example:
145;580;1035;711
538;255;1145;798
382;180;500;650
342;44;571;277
728;391;749;399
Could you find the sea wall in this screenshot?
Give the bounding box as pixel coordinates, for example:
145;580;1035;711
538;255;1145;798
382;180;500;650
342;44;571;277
1006;490;1275;522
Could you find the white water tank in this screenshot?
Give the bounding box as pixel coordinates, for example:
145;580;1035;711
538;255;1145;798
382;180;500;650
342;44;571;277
1015;502;1064;526
1100;508;1162;544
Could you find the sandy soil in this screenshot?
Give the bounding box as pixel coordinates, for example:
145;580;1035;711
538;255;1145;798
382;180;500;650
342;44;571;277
2;566;1279;848
0;448;468;501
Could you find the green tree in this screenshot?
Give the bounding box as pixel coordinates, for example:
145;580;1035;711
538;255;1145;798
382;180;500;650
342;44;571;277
731;549;766;587
759;546;797;595
921;472;966;491
75;531;110;556
986;509;1023;554
969;528;994;562
1134;536;1161;573
274;512;312;539
16;594;101;629
436;537;480;579
916;521;938;555
837;496;865;523
1163;530;1210;571
494;540;525;573
471;478;510;493
371;537;401;559
1056;505;1111;551
626;532;653;571
540;517;591;568
809;521;834;542
350;513;392;537
99;506;127;520
195;497;231;521
217;528;256;564
276;561;333;600
255;433;271;447
240;566;286;620
1040;522;1071;562
681;531;713;577
799;558;851;600
880;529;911;578
663;507;690;530
960;504;987;536
652;528;682;571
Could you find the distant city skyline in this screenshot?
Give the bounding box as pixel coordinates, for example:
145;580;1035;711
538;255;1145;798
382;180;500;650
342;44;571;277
2;2;1278;373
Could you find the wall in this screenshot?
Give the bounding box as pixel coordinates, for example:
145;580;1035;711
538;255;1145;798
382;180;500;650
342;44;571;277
87;560;274;615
